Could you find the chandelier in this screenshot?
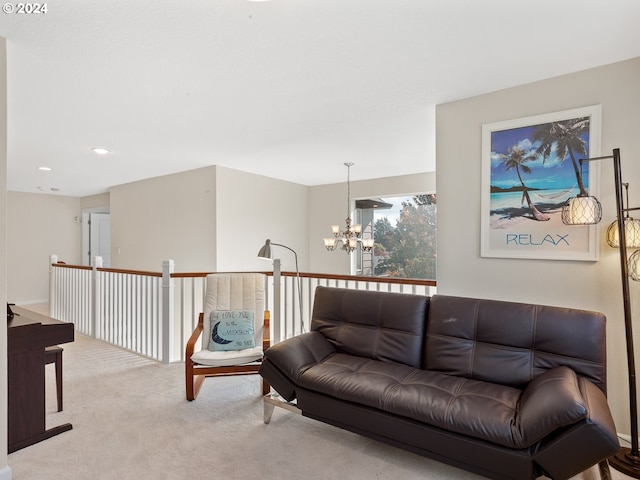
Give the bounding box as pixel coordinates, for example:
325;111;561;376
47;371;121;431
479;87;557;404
323;163;374;254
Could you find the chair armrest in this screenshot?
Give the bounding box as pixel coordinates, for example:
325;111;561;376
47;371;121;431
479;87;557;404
514;366;587;447
262;310;270;351
186;313;204;360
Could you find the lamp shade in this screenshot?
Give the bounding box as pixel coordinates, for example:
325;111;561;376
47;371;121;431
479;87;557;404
324;238;336;249
257;239;272;259
607;218;640;248
561;196;602;225
630;250;640;282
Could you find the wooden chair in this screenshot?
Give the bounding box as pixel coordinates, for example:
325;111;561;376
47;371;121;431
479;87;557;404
185;273;270;401
45;346;64;412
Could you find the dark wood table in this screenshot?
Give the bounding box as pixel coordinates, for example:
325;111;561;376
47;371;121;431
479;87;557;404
7;306;74;453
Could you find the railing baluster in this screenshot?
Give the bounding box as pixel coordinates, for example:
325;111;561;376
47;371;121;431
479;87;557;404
49;260;435;361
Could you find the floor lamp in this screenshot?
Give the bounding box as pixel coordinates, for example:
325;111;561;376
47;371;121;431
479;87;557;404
257;239;305;342
563;148;640;477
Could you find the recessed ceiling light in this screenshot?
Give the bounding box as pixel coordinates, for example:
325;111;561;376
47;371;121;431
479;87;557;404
92;147;110;155
37;166;53;171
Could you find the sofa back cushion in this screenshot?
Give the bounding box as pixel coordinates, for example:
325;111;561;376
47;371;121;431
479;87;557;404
425;295;607;391
311;286;429;368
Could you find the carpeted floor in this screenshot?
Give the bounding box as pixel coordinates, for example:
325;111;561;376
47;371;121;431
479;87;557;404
7;316;625;480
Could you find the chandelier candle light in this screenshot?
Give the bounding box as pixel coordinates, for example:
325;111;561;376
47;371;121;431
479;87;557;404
324;163;374;254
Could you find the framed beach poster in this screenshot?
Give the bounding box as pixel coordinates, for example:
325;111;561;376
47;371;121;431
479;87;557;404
480;105;601;261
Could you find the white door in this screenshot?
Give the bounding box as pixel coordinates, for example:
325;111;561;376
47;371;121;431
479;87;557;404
89;213;111;267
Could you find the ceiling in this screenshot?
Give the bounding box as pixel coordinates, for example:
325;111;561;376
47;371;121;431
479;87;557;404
2;0;640;197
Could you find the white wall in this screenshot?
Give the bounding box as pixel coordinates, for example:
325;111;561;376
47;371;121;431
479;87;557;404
309;172;436;273
3;192;106;304
9;165;434;283
109;165;310;274
110;166;217;272
436;57;640;437
81;192;110;210
214;166;309;273
6;192;82;303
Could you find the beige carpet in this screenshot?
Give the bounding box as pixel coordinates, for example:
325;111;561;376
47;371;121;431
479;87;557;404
7;326;623;479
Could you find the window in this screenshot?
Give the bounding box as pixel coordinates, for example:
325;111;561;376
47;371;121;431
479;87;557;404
355;194;436;280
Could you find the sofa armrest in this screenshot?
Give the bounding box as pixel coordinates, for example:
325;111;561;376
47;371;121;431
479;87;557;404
531;374;620;478
264;332;336;383
514;366;587;446
577;376;619;447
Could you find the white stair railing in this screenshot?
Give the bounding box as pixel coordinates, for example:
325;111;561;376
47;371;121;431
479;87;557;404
48;256;436;363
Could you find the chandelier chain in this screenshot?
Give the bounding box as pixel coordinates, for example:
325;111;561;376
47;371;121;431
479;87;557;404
323;162;373;254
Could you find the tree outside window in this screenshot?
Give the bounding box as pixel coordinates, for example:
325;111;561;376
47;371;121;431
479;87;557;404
356;194;436;280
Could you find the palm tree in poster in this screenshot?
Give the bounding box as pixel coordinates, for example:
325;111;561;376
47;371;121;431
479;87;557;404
501;145;550;221
532;117;589;196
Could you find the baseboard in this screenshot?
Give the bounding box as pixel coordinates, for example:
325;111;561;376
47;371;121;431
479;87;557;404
15;299;48;306
618;433;632;445
0;464;13;480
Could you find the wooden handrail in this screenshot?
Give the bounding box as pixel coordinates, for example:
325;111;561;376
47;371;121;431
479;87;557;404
51;263;437;285
51;263;162;277
283;271;436;287
51;263;92;271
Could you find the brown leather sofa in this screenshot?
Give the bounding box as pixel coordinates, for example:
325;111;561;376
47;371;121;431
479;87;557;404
259;286;620;480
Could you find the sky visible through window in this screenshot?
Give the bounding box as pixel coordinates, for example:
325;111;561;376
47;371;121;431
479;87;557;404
373;195;413;225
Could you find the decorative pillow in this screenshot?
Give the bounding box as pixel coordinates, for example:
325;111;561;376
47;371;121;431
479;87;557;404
208;310;255;352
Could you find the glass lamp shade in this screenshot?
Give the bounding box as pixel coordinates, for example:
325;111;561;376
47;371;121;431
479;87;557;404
361;238;374;251
606;218;640;248
324;238;337;250
630;250;640;282
561;196;602;225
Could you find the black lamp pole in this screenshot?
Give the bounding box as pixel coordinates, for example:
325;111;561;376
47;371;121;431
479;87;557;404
582;149;640;476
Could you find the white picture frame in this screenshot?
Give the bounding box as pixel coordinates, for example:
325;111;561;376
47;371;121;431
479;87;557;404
480;105;601;261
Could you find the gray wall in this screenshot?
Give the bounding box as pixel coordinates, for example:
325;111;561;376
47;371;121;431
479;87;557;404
110;166;218;272
436;57;640;436
309;172;436;274
109;165;310;274
7;192;82;303
215;166;310;273
8;166;433;299
0;35;11;479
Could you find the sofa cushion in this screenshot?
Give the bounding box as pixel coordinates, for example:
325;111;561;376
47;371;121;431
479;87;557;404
310;287;429;368
299;354;587;449
425;295;607;390
191;346;263;367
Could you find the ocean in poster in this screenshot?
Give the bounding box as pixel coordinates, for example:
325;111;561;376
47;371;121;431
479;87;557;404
490;187;579;211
